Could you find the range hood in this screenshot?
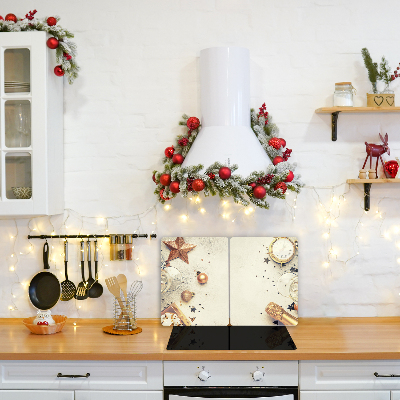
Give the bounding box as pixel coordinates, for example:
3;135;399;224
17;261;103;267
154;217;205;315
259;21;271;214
182;47;272;177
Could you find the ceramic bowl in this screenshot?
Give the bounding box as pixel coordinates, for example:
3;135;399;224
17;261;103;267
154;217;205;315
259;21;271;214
12;187;32;199
23;315;67;335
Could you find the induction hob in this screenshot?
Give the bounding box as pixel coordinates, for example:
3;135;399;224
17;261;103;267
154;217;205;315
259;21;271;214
166;326;296;350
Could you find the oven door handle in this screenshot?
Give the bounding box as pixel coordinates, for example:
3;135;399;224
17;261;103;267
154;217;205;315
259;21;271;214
374;372;400;378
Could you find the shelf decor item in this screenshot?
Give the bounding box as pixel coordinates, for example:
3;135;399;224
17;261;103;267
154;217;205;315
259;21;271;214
384;160;399;178
333;82;355;107
23;315;67;335
153;47;303;210
362;47;398;107
362;133;390;177
0;10;78;83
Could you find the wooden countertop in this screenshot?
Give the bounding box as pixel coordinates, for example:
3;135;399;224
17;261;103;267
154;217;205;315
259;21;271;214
2;317;400;361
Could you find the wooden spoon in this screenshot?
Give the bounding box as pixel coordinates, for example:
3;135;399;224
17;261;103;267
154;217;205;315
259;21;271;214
117;274;128;301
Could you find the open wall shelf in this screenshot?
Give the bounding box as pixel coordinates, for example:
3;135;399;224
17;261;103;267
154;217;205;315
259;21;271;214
315;107;400;141
347;178;400;211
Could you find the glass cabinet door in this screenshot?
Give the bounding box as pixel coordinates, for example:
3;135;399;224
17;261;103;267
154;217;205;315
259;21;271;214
1;46;32;202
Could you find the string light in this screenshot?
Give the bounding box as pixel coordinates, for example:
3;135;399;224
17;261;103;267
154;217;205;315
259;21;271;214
164;205;171;210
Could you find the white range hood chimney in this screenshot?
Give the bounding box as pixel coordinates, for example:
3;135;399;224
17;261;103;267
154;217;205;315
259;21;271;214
182;47;272;176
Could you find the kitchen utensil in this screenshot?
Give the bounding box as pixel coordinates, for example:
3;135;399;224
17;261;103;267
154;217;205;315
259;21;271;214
105;276;125;311
23;315;67;335
88;240;103;298
117;274;128;300
28;242;61;310
60;240;76;301
129;280;143;298
86;239;95;289
75;240;88;300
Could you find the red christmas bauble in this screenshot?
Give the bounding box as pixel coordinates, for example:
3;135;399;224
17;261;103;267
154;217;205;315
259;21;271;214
187;117;200;131
268;137;282;149
274;182;287;194
253;186;266;199
192;179;205;192
285;171;294;182
248;182;256;189
47;16;57;26
5;14;17;23
160;188;171;201
159;174;171;186
0;16;4;21
273;156;284;165
384;160;399;178
172;154;184;164
54;65;65;77
46;37;59;49
164;146;174;158
280;138;286;148
152;173;158;184
219;167;231;180
169;181;180;193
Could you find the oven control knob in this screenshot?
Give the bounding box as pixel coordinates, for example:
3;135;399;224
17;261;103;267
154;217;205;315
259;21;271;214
252;370;264;382
198;370;211;381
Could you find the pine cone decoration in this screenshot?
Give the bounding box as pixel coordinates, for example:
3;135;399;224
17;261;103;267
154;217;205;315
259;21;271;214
207;173;215;180
178;138;189;146
187;177;194;191
268;137;282;149
274;182;287;194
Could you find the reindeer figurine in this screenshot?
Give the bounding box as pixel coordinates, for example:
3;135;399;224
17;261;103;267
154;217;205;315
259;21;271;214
362;133;390;177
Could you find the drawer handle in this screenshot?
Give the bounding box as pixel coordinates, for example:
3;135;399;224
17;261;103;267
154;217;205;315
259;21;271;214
57;373;90;379
374;372;400;378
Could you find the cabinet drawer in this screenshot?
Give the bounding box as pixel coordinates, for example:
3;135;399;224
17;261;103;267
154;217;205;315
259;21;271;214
300;361;400;391
0;361;163;390
0;391;74;400
300;391;390;400
75;391;163;400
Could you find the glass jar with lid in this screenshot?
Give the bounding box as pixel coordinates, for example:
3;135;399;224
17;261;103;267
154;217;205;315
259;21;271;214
333;82;355;107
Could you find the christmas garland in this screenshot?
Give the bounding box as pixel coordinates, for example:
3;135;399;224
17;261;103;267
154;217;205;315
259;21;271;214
0;11;78;84
153;104;303;209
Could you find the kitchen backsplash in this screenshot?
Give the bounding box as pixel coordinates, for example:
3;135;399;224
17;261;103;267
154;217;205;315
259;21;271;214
1;0;400;319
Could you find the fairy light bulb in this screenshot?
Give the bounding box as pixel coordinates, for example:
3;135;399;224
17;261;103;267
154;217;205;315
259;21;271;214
164;204;171;210
9;266;14;272
181;215;188;221
323;262;330;268
10;236;13;239
322;233;329;239
200;208;205;213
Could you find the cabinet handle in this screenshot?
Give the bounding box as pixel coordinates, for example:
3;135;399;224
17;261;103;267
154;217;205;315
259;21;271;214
374;372;400;378
57;373;90;378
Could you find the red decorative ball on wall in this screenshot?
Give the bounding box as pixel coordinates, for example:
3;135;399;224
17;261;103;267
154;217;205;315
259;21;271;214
274;182;287;194
159;189;171;201
268;137;282;149
0;16;4;21
285;171;294;182
169;181;180;193
5;14;17;23
54;65;65;77
47;16;57;26
172;154;184;164
159;174;171;186
192;179;205;192
279;138;286;148
253;186;266;199
186;117;200;131
248;182;256;189
46;37;59;49
219;167;231;180
164;146;174;158
273;156;284;165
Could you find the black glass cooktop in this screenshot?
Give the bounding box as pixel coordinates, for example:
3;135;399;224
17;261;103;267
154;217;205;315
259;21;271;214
166;326;296;350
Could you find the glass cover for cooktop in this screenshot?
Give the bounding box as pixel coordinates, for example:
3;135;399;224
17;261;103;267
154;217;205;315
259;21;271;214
166;326;296;351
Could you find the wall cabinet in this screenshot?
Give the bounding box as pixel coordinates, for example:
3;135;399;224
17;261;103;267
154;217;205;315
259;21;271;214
0;31;63;216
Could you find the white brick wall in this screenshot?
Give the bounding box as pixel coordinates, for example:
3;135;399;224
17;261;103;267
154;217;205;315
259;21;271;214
1;0;400;319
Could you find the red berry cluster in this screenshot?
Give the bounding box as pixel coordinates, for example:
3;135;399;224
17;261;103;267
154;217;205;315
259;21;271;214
187;177;194;191
391;64;400;81
207;173;215;180
63;52;72;61
256;174;274;185
178;137;189;146
282;148;292;161
258;103;269;125
24;9;37;20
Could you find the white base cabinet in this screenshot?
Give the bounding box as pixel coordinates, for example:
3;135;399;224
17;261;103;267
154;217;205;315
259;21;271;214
0;391;74;400
300;391;390;400
75;391;164;400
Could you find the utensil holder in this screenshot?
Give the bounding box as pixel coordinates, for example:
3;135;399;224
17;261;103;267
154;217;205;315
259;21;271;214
113;297;137;331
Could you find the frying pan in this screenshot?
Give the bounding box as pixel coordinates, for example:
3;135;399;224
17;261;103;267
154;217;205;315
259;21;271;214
29;242;61;310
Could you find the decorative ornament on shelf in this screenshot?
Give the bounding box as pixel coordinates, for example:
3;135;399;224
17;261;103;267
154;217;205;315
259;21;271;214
384;160;399;178
0;10;79;84
362;133;390;178
152;106;303;209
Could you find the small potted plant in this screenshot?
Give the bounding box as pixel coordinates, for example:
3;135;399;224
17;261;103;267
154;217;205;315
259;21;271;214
361;48;398;107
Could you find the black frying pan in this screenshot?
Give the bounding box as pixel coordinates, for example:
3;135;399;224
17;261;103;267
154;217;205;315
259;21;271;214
28;242;61;310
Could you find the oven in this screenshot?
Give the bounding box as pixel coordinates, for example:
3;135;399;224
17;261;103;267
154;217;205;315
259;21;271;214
164;361;298;400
